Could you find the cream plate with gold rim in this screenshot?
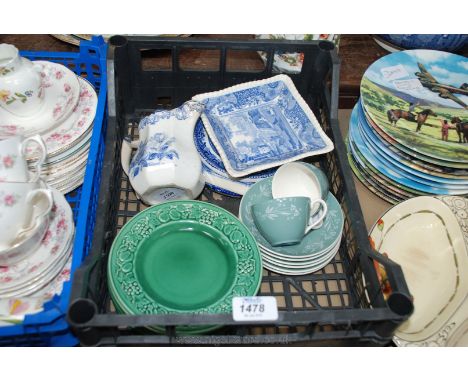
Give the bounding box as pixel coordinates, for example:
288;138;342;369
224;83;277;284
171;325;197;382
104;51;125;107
369;196;468;346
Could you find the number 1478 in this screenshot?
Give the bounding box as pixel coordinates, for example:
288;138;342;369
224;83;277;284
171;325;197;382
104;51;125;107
239;304;265;313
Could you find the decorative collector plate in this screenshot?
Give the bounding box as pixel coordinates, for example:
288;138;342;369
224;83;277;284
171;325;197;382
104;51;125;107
349;106;468;196
192;74;334;178
360;50;468;164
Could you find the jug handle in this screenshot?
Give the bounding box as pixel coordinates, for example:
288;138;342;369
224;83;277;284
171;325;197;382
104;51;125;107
121;138;140;176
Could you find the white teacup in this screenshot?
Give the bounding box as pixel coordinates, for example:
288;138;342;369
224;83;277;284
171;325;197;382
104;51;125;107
0;180;53;252
272;161;330;229
0;43;44;117
0;135;47;182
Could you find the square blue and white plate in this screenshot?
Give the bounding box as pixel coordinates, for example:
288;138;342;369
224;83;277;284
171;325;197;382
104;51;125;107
192;74;334;177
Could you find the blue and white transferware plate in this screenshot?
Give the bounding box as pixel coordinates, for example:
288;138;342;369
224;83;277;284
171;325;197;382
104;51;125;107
195;118;276;195
192;74;334;177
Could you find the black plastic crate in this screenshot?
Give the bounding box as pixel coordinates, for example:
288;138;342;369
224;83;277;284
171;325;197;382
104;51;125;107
68;36;413;346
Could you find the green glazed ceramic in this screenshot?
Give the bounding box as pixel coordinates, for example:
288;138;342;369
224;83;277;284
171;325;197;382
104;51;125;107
251;196;311;246
108;200;262;334
240;177;344;259
261;240;341;275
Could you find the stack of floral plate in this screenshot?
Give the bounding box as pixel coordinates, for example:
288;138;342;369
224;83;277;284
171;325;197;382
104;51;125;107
239;175;344;275
192;74;334;196
107;200;262;334
347;49;468;204
0;189;75;324
0;58;98;194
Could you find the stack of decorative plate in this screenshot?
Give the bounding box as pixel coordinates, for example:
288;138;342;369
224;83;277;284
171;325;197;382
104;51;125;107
373;34;468;53
239;174;344;275
192;74;334;196
368;195;468;346
347;49;468;204
0;59;97;194
107;200;262;334
0;189;75;324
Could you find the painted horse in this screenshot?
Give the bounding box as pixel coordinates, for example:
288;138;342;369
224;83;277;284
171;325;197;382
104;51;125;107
451;117;468;143
387;108;437;132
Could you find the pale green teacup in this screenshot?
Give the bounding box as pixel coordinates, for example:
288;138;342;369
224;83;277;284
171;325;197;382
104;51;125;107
251;196;327;247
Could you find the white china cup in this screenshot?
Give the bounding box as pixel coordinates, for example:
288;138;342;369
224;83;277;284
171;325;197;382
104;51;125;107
0;43;44;117
0;180;53;252
272;161;329;228
0;135;47;182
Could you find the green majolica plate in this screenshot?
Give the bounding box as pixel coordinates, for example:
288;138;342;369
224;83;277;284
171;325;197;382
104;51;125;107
239;176;344;259
108;200;262;332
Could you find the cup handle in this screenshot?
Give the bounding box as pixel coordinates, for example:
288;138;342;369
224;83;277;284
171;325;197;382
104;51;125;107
21;135;47;182
19;189;53;234
304;199;328;234
121;138;140;176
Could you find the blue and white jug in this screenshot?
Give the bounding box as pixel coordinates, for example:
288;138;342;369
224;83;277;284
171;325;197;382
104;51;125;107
121;101;205;205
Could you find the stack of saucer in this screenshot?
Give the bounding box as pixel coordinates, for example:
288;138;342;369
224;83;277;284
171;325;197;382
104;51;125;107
239;163;344;275
0;188;74;299
0;43;97;194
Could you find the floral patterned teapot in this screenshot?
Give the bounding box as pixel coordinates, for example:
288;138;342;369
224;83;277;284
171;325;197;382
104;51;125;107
121;101;205;205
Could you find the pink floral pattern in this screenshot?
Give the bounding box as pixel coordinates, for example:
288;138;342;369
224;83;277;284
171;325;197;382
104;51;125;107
0;62;82;139
0;154;16;173
0;256;72;322
0;191;19;207
42;78;97;154
0;190;74;294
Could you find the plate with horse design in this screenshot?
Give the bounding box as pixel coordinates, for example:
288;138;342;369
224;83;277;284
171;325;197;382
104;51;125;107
360;50;468;164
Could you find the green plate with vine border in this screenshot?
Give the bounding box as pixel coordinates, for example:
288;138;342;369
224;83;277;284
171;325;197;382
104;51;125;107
108;200;262;334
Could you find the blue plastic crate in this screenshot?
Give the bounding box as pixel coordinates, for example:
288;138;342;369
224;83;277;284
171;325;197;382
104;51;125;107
0;36;108;346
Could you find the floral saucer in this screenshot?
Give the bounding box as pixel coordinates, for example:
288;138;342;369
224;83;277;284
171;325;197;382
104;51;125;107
193;74;334;178
0;188;74;296
0;252;72;326
0;61;80;137
6;76;96;161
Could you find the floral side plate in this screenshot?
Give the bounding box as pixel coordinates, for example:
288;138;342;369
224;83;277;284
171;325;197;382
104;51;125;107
369;196;468;346
0;61;80;136
3;77;96;161
193;74;334;178
0;189;75;296
0;252;72;327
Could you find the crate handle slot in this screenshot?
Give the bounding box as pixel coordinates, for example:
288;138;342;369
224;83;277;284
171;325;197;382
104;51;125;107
67;298;98;326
